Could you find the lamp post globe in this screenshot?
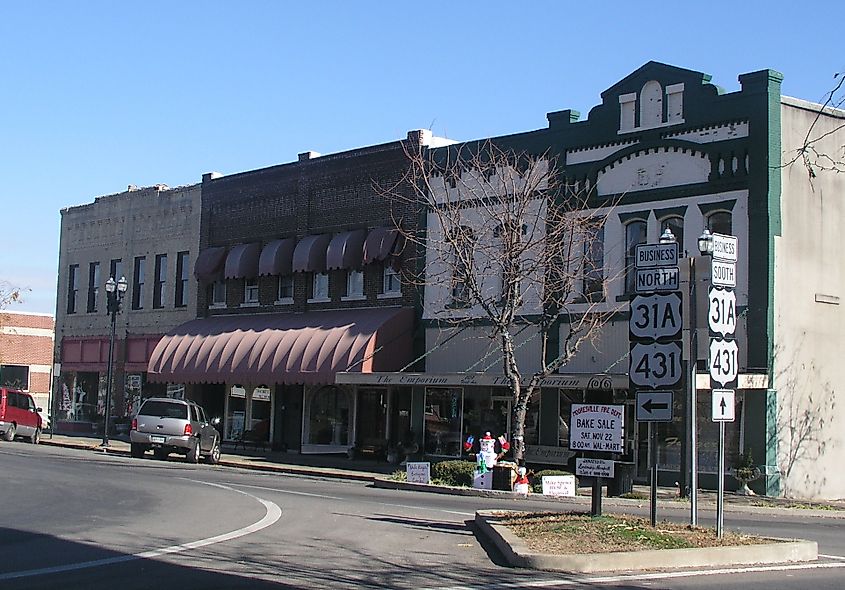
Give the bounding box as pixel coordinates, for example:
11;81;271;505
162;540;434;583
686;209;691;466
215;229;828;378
659;227;676;244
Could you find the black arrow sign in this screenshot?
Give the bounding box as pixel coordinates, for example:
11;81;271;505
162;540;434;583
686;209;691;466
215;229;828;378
720;397;727;415
642;399;669;414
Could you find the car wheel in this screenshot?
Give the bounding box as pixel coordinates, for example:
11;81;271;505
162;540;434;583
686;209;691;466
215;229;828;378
186;439;200;463
131;443;145;458
3;424;15;442
30;428;41;445
205;439;221;465
153;448;168;460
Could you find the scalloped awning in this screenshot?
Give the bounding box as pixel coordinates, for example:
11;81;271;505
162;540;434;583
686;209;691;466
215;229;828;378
147;307;413;385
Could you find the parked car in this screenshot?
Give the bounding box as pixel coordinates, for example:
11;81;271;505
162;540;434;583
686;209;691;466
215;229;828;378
0;387;43;444
129;397;221;464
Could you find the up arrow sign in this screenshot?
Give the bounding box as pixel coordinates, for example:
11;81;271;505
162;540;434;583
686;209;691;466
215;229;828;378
712;389;736;422
636;391;673;422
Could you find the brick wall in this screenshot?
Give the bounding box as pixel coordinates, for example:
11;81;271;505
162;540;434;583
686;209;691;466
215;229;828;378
0;311;54;395
198;136;424;316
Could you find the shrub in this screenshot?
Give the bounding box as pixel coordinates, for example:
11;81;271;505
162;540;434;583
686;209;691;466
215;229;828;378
530;469;575;494
432;460;476;487
389;469;407;482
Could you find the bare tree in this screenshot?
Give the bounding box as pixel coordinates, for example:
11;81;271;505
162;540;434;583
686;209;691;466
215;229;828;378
785;70;845;178
772;341;838;498
0;281;23;310
384;139;617;463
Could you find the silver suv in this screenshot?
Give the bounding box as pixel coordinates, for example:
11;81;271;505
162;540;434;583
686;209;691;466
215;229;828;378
130;398;221;464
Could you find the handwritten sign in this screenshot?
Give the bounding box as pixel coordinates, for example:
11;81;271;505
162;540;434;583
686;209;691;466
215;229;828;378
569;404;625;453
406;462;431;484
542;475;576;497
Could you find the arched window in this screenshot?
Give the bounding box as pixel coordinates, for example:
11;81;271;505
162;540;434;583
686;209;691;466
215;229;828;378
707;211;732;236
625;220;647;294
660;215;685;256
640;80;663;128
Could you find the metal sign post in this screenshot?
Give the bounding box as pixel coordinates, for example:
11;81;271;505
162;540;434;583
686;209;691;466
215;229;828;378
717;420;725;538
630;239;681;528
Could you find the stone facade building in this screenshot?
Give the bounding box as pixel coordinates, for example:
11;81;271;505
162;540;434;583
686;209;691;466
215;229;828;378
54;183;201;433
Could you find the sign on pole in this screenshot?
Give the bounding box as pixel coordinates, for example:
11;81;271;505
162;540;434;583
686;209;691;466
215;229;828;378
711;234;738;262
629;342;683;388
569;404;624;453
636;243;679;268
712;389;735;422
576;458;615;479
711;260;736;288
708;287;737;337
635;267;680;293
708;338;738;388
636;391;673;422
629;293;682;340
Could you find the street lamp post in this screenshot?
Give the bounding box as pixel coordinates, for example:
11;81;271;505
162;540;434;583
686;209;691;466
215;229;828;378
688;229;715;525
101;275;127;448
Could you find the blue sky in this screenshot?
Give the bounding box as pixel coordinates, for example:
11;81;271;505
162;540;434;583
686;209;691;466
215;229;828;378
1;1;841;314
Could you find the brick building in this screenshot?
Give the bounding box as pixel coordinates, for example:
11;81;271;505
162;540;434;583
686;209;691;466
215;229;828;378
54;183;201;433
0;310;54;423
148;130;453;454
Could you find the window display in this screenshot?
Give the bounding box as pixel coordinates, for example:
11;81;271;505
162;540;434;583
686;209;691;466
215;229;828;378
424;387;463;456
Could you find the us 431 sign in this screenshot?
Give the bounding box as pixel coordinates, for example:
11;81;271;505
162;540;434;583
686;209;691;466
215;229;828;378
629;342;683;388
709;338;739;387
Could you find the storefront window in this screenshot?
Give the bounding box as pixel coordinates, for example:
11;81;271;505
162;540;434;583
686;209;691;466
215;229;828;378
226;386;247;440
523;395;540;446
306;386;350;446
250;386;272;442
424;387;463;457
558;390;586;447
463;392;509;450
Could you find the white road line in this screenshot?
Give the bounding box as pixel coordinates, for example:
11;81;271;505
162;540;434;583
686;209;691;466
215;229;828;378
423;561;845;590
0;481;281;581
227;482;475;517
819;554;845;560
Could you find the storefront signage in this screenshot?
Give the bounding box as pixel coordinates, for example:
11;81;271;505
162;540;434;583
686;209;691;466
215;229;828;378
230;385;246;398
525;445;576;465
126;374;142;389
406;461;431;484
335;372;627;389
542;474;576;497
569;404;624;453
253;387;271;401
576;458;615;479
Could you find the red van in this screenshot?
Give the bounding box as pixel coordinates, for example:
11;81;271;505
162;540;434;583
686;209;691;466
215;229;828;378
0;388;43;444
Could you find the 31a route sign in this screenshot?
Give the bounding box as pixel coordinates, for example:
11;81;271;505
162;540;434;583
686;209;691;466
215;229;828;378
708;287;737;336
629;293;682;340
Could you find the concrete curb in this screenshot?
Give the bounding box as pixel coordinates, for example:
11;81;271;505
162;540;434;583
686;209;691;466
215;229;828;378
41;437;378;483
375;478;845;518
475;510;818;573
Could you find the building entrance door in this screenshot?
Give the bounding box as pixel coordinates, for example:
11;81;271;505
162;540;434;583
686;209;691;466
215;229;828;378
356;388;388;449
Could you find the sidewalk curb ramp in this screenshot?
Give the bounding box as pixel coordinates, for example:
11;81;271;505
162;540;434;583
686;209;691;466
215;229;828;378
475;509;818;573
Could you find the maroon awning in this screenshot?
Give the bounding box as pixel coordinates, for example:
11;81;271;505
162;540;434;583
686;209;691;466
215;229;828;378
259;238;297;276
224;243;262;279
292;234;332;273
194;247;228;282
147;307;413;385
326;229;367;270
363;227;400;264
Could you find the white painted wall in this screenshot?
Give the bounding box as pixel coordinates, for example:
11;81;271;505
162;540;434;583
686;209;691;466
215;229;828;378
424;325;542;376
774;97;845;499
596;148;711;195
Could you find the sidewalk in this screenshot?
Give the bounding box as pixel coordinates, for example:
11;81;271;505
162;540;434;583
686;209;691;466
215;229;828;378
39;433;845;515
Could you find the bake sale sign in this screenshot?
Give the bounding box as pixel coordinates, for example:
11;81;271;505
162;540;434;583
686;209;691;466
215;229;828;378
569;404;624;453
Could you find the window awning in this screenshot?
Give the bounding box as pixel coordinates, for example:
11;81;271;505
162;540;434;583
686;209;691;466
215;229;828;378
224;243;262;279
292;234;332;273
326;229;367;271
259;238;297;276
363;227;400;264
147;307;413;385
194;247;228;282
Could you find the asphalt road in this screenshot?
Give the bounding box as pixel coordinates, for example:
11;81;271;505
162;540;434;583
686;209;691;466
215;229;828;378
1;442;844;589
